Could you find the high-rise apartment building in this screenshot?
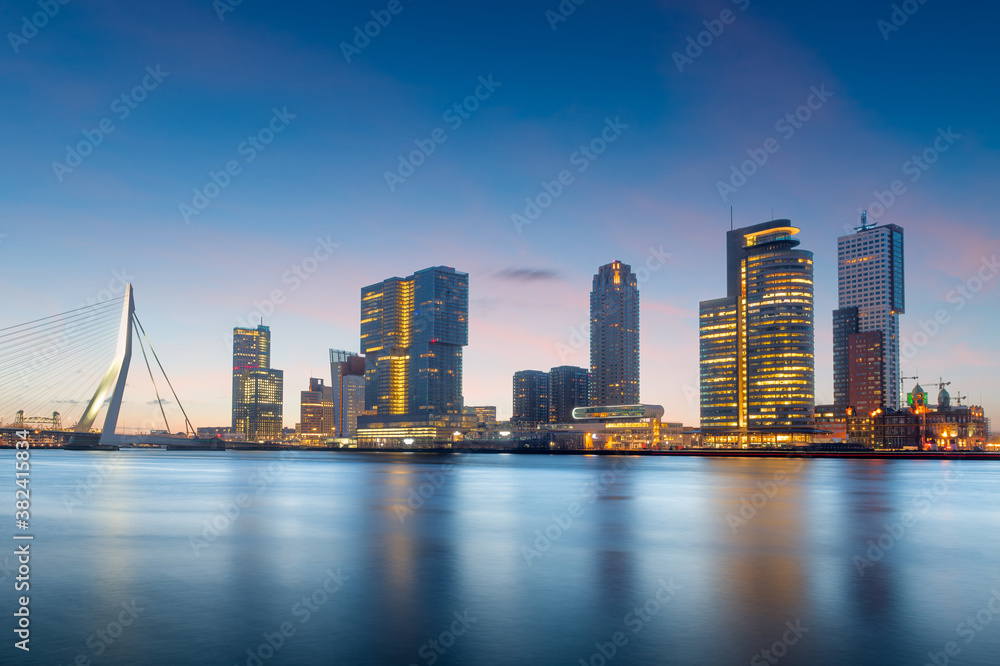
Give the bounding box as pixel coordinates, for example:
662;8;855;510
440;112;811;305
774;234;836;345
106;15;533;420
512;370;549;423
357;266;470;445
232;325;283;442
699;220;815;444
548;365;589;423
299;378;334;441
589;261;639;406
330;349;366;438
834;215;904;412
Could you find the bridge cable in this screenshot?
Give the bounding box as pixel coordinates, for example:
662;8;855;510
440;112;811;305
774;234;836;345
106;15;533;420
133;314;196;436
135;327;171;434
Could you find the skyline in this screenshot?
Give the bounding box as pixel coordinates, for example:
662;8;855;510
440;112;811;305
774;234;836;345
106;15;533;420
3;0;999;428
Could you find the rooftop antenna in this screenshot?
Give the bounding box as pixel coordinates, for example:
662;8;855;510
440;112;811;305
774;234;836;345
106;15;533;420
855;209;875;232
730;206;733;231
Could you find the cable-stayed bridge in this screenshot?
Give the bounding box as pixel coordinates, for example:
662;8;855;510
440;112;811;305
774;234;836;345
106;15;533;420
0;285;221;449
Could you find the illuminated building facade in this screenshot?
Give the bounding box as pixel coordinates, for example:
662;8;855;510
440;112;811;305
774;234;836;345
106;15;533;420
471;406;497;426
358;266;469;445
698;220;816;446
548;365;589;423
512;370;549;423
299;378;334;442
330;349;366;437
834;217;904;412
590;261;640;406
544;404;663;450
847;332;885;416
848;381;988;450
232;325;283;442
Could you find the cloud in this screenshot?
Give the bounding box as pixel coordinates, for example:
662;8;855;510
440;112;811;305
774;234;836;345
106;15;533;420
494;268;559;282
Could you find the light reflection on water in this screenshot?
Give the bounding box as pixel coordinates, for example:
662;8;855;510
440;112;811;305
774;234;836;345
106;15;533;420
4;451;999;665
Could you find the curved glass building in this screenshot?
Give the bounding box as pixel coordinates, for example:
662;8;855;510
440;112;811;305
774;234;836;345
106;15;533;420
698;220;816;446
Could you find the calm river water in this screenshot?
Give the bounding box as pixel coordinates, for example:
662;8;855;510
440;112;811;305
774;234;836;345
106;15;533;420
2;450;999;665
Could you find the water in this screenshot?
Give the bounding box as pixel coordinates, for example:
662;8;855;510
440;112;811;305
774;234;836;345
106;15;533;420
3;450;999;665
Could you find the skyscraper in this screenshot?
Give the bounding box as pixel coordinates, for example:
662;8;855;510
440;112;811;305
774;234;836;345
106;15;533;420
330;349;366;438
548;365;589;423
357;266;470;445
512;370;549;423
299;378;334;442
699;220;815;444
834;214;904;412
589;261;639;406
232;325;283;442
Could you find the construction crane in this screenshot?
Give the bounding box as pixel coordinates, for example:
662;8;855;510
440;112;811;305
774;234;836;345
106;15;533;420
900;374;918;405
954;392;968;406
935;377;952;391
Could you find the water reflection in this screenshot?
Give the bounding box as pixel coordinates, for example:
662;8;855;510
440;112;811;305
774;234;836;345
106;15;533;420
7;451;1000;665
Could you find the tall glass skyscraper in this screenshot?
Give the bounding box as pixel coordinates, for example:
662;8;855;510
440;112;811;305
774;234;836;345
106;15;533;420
699;220;815;444
589;261;639;406
834;215;904;412
360;266;469;418
232;325;283;442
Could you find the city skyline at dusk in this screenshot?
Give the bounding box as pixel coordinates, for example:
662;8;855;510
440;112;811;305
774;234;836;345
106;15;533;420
3;0;998;429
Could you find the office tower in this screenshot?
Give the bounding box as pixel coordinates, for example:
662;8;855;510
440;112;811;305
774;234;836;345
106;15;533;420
699;220;815;442
549;365;590;423
513;370;549;423
472;406;497;426
360;266;469;417
232;325;283;442
832;307;859;412
847;333;885;415
834;214;904;411
299;378;334;441
589;261;640;406
330;349;366;437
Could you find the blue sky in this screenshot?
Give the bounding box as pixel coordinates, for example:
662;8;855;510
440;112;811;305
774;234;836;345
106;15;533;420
2;0;998;427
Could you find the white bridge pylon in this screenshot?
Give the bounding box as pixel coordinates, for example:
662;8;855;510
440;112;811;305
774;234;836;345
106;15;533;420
71;284;202;448
75;284;134;442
